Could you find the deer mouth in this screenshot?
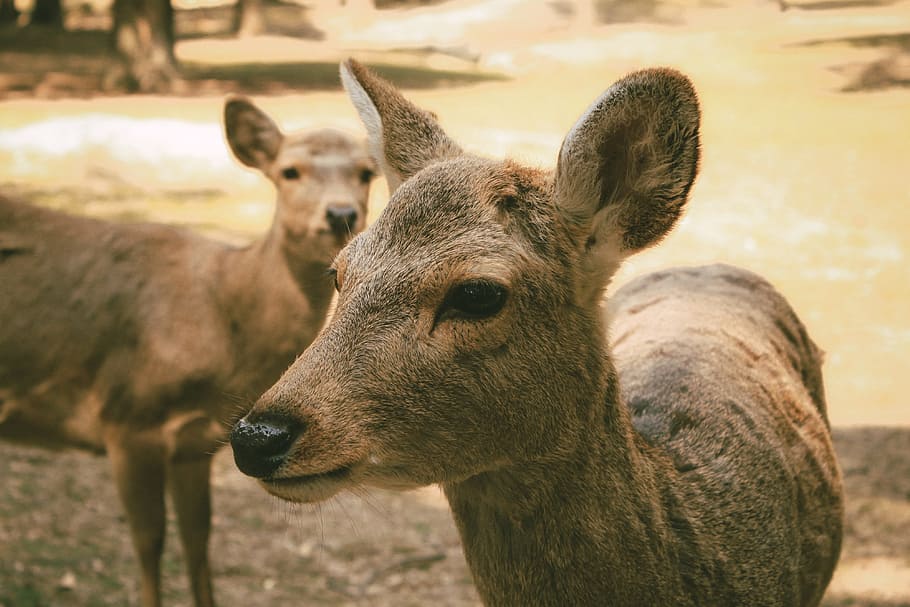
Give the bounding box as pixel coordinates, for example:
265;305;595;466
260;464;354;503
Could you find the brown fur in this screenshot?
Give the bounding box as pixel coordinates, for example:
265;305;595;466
232;61;843;606
0;98;374;607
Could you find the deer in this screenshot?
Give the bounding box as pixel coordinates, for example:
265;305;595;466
0;97;375;607
229;60;845;606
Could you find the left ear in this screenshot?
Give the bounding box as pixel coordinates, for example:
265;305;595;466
223;96;284;174
340;59;462;194
555;68;700;300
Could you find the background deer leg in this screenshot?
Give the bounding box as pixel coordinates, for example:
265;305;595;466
167;455;215;607
106;434;166;607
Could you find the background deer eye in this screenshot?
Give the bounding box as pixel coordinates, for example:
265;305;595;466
282;167;300;180
359;168;374;184
441;280;507;320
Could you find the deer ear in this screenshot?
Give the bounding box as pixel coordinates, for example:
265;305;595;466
224;96;284;173
340;59;462;193
556;68;700;300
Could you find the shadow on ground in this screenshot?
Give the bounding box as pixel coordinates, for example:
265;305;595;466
0;7;505;100
0;27;504;99
793;31;910;91
784;0;900;10
179;60;505;95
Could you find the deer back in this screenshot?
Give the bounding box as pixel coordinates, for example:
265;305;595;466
609;263;843;605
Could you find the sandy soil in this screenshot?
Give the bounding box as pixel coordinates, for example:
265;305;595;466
1;428;908;606
1;0;909;605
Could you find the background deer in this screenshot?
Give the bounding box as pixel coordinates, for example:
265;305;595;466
0;98;375;607
230;60;844;606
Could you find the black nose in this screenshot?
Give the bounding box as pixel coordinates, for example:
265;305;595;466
230;415;303;478
326;205;358;235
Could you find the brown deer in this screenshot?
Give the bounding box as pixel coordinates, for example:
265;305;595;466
230;60;844;606
0;97;375;607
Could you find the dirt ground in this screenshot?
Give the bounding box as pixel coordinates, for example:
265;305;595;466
1;0;909;605
0;427;906;607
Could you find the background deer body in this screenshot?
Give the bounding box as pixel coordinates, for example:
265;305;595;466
231;61;843;606
0;98;374;607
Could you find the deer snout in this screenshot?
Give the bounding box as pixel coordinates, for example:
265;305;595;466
325;204;359;236
230;415;304;478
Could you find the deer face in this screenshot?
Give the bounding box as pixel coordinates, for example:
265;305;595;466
271;131;374;249
230;61;700;503
224;98;375;259
237;157;598;502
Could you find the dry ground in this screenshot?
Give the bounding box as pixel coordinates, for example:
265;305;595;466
0;427;908;607
1;0;909;605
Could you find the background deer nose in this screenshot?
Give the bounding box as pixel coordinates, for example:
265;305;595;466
326;205;358;235
230;415;303;478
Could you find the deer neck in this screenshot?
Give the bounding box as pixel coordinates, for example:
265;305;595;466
222;222;335;312
212;224;335;409
443;357;699;607
267;218;340;303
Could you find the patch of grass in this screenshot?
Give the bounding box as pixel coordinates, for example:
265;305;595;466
0;583;43;607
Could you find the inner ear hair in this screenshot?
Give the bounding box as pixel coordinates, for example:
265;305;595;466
599;111;694;252
558;68;701;256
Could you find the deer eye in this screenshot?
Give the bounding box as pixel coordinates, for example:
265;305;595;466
359;168;374;184
282;167;300;180
440;280;507;320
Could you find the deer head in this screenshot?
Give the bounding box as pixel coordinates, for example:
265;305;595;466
224;97;376;258
230;60;700;503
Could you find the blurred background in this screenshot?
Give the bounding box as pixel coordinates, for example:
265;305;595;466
0;0;908;605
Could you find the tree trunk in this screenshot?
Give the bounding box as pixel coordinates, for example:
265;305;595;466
31;0;63;27
232;0;265;37
0;0;19;25
110;0;179;93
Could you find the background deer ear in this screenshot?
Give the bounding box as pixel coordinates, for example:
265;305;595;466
555;68;700;301
224;96;284;173
340;59;462;194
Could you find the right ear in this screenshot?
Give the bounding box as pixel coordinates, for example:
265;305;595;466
555;68;700;303
340;59;462;193
224;96;284;173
